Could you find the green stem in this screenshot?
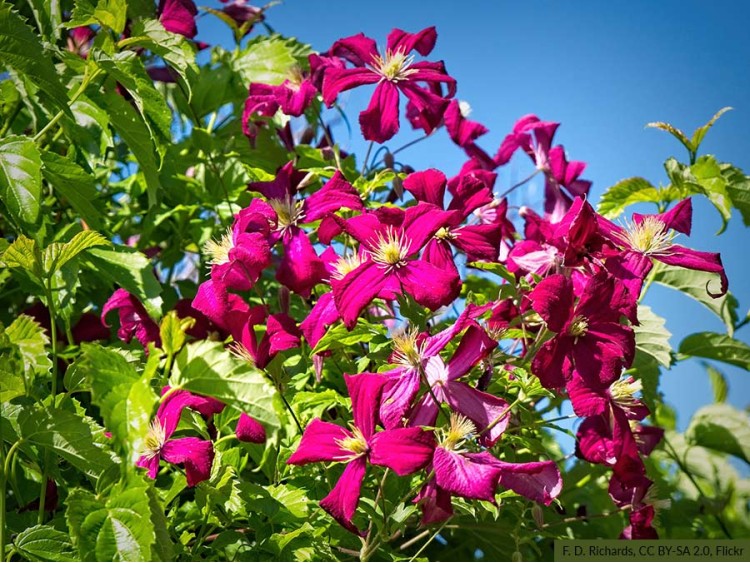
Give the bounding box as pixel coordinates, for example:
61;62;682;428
361;141;374;176
1;441;23;561
478;396;521;439
33;68;103;144
498;169;542;199
409;520;449;562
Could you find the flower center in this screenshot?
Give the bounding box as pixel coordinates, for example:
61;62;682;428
335;426;369;459
141;418;167;460
372;49;417;82
332;253;365;280
285;65;305;89
391;325;426;368
270;197;305;231
609;376;643;409
568;315;589;338
369;227;411;270
203;227;234;266
439;413;476;451
434;226;456;241
622;216;676;255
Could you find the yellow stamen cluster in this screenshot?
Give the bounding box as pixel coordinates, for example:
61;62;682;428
439;413;476;451
568;315;589;338
335;426;369;460
141;418;167;460
332;253;365;280
391;325;426;368
372;49;418;82
434;226;456;241
203;227;234;266
228;341;257;368
270;197;305;230
369;227;411;270
609;376;643;409
622;216;675;255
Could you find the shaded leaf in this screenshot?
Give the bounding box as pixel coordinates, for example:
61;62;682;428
13;525;76;562
6;314;51;376
678;332;750;370
687;403;750;465
0;135;43;231
42;230;109;275
634;305;672;368
705;363;728;403
68;0;127;34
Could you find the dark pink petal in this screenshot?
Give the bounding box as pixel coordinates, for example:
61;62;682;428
266;313;301;356
369;428;435;475
402;202;458;253
398;260;461;311
345;372;387;439
402;169;447;207
243;83;280;127
604;252;654;301
529;274;574;333
359;81;401;143
398;82;450;135
278;79;317;117
380;368;421;430
444;382;509;446
495;132;528;166
157;389;226;438
492;459;562;505
136;454;160;479
386;26;437;56
303;171;363;222
409;389;441;428
656;245;728;296
331;260;388;329
453;224;502;262
407;61;457;96
161;437;214;486
448;173;495;217
566;374;609;417
322;67;379;106
249;161;298;200
574;324;635;387
632;424;663;456
287;418;350;464
531;338;573;389
434;448;500;502
158;0;197;38
192;279;250;340
635;198;692;236
101;289;161;348
300;292;339;348
446;325;496;380
414;478;454;525
444;99;489;149
575;415;619;466
423;239;457;274
320;457;368;535
329;33;379;66
236;413;266;443
277;228;327;297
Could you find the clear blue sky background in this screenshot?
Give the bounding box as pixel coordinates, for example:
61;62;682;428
196;0;750;432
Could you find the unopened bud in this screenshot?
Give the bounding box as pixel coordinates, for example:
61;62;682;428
300;126;315;145
278;285;290;315
532;504;544;528
384;151;395;169
512;551;523;562
401;165;415;174
392;177;404;199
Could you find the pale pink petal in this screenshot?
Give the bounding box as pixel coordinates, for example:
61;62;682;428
380;368;421;430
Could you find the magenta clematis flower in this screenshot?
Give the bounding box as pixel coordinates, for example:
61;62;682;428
236;413;266;443
402;169;502;275
408;326;509;447
137;388;221;486
287;373;434;534
598;198;728;299
220;0;264;33
243;67;318;126
102;289;160;348
495;114;591;219
322;27;456;142
529;272;635;390
231;305;301;369
331;203;462;329
414;414;562;524
248;163;364;296
67;27;94;58
444;100;495;168
158;0;198;38
192;278;252;341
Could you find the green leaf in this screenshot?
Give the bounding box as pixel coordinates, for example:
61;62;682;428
86;245;163;318
1;234;42;279
66;488;104;549
690;155;733;234
686;403;750;465
597;177;661;218
705;363;728;403
93;51;172;147
40;151;106;231
0;2;70;115
723;163;750;227
123;19;197;99
690;107;732;151
467;261;516;285
312;321;388;355
0;135;43;231
170;340;280;440
42;230;109;276
73;343;158;464
234;34;309;86
0;339;25;401
646;119;692;155
651;262;738;335
159;310;191;357
94;90;162;207
68;0;127;34
19;405;117;479
6;314;51;376
13;525;76;562
634;305;672;368
79;481;155;562
678;332;750;370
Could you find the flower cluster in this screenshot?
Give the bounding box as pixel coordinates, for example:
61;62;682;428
96;24;729;539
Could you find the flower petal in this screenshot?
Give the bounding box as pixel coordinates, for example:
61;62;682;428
386;26;437;56
529;274;573;333
359;81;401;143
331;259;388;329
444;382;509;446
402;169;447;207
161;437;214;487
491;459;562;505
287;418;350;464
346;372;388;439
433;448;499;502
380;368;421;429
398;260;461;311
320;457;368;535
369;427;435;475
236;413;266;443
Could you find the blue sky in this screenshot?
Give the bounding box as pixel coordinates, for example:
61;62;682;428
197;0;750;431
